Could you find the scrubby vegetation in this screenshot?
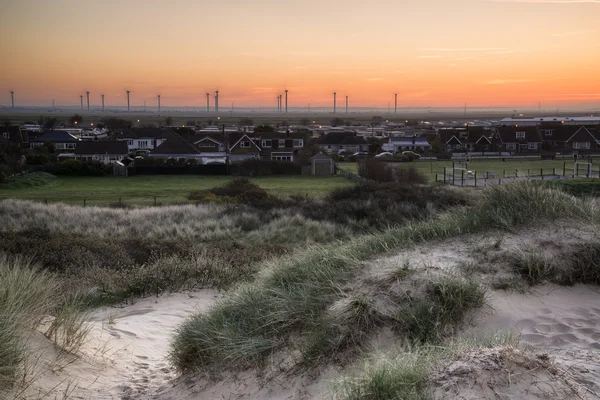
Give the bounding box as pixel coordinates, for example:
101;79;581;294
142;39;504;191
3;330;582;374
357;159;427;184
2;178;600;396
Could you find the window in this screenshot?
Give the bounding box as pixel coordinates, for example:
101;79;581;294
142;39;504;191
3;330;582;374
197;141;216;147
520;144;528;149
240;141;250;148
65;143;76;149
55;143;66;149
507;143;516;150
262;140;272;148
127;140;134;146
528;143;538;150
278;139;286;148
272;156;292;161
516;132;526;139
139;140;149;148
293;139;303;148
544;130;553;136
574;142;590;150
1;132;7;139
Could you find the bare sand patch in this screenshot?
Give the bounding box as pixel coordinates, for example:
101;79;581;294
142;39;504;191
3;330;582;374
9;290;221;400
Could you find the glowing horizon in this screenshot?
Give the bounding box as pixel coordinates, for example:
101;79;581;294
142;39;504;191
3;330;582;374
1;0;599;109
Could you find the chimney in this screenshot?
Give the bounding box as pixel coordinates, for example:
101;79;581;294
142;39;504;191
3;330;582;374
285;89;288;113
333;92;337;113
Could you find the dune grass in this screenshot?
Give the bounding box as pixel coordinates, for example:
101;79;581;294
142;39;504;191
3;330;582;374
169;182;598;374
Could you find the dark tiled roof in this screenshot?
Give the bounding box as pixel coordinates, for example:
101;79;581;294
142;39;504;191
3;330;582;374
74;140;129;155
31;130;79;142
497;126;542;144
151;134;201;155
319;132;359;145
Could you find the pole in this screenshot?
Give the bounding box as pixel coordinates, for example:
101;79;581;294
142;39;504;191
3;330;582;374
285;89;288;113
215;91;219;113
80;95;83;110
126;91;130;111
206;93;210;112
10;91;14;108
346;96;348;113
86;91;90;111
333;92;336;113
101;94;105;112
394;93;397;113
158;95;161;113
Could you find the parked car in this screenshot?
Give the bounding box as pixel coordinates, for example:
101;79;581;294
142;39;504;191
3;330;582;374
401;150;421;159
353;152;369;158
375;152;393;158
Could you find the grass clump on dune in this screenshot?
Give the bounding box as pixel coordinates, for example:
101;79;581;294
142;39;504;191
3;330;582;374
170;182;597;374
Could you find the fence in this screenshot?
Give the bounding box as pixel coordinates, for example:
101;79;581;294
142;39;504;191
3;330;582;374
436;165;600;187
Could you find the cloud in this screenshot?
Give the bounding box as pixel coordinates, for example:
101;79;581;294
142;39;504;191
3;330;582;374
552;29;596;37
417;55;443;59
419;47;507;52
488;0;600;3
486;79;533;84
367;78;384;81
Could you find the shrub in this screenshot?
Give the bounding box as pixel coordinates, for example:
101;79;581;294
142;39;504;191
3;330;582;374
357;160;427;184
188;178;283;209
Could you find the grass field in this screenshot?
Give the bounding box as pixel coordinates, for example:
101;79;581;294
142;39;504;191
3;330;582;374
340;158;574;182
0;174;354;206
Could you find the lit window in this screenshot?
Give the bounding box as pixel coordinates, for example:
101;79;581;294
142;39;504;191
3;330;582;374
278;139;286;147
516;132;525;139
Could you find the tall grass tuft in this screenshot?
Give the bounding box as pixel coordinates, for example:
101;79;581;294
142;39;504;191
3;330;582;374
0;255;58;391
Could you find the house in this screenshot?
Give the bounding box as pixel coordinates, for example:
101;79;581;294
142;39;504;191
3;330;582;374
251;130;308;162
118;127;172;151
437;127;494;152
29;130;79;152
319;132;369;154
382;136;431;152
496;126;542;152
0;125;29;148
227;132;261;161
541;125;600;152
148;134;205;160
74;141;129;164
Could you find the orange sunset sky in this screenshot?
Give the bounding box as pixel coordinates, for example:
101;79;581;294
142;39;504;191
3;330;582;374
0;0;599;109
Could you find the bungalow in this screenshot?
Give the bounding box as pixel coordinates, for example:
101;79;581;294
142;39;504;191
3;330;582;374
29;130;79;152
496;126;542;152
319;132;369;154
148;135;205;160
382;136;431;152
74;141;129;164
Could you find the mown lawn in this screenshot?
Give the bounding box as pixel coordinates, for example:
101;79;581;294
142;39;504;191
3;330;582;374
0;174;354;206
339;159;573;182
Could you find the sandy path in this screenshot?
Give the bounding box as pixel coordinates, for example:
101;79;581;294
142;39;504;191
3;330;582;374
466;284;600;395
13;290;221;399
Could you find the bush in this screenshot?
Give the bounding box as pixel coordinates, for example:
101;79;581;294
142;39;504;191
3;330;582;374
230;159;301;176
357;160;426;184
32;160;109;176
188;178;283;209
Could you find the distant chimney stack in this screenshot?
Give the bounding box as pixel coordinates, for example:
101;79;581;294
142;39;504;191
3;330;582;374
333;92;337;113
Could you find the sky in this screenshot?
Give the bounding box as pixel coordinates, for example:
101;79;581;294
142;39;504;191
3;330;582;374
0;0;599;109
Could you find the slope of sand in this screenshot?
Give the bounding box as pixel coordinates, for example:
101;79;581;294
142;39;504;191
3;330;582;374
10;290;221;400
464;284;600;396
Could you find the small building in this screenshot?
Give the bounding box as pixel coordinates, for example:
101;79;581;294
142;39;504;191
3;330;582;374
29;130;79;152
308;152;335;176
0;125;29;149
382;136;431;152
74;141;129;164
